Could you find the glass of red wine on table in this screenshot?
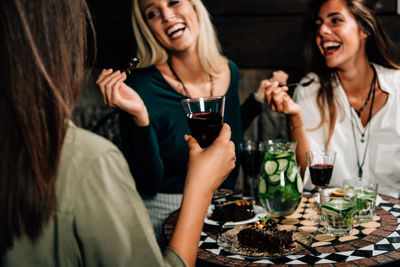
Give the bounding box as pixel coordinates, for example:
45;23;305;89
181;96;232;199
237;140;265;205
306;150;336;192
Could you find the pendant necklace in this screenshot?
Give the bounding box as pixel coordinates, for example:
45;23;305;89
348;66;377;178
354;78;374;118
167;58;214;98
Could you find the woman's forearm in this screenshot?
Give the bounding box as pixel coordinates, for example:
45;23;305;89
288;113;310;177
168;183;213;267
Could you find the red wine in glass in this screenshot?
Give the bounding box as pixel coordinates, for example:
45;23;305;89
237;141;264;205
186;111;223;148
309;163;333;187
238;150;264;178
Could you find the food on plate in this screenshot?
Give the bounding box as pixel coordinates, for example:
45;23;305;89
209;200;255;222
237;216;293;253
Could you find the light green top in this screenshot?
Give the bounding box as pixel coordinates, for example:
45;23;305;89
2;124;187;267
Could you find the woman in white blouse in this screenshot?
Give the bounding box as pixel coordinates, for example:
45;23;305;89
264;0;400;197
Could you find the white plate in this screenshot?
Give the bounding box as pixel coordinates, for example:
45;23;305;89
217;225;311;259
204;204;267;227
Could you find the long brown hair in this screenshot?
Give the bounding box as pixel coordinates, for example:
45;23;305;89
303;0;400;147
0;0;95;255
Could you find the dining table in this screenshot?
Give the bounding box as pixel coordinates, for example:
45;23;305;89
163;192;400;267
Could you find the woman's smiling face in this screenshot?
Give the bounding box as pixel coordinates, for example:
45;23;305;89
315;0;369;69
140;0;200;54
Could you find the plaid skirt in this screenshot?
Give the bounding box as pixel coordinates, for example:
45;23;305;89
143;193;183;249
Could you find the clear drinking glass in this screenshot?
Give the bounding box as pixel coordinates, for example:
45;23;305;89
306;150;336;191
320;187;356;236
237;140;264;205
181;96;225;148
343;178;378;223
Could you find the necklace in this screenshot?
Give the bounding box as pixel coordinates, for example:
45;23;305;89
167;58;214;98
348;66;377;178
354;78;374;117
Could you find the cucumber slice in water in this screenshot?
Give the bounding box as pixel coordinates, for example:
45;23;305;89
275;152;291;159
296;173;303;193
259;178;267;194
268;173;281;184
277;159;289;172
264;160;278;175
287;163;298;183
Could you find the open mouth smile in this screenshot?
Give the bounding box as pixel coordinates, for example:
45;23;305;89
323;41;342;55
167;23;186;39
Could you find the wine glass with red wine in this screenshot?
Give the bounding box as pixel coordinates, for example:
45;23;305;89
181;96;231;199
306;150;336;191
181;96;225;148
237;140;265;205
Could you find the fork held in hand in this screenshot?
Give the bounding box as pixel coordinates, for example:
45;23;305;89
285;77;315;88
124;57;140;75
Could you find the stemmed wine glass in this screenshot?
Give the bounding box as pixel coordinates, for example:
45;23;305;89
306;150;336;192
237;140;265;205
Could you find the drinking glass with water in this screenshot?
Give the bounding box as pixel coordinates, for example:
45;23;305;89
343;178;378;223
320;187;356;236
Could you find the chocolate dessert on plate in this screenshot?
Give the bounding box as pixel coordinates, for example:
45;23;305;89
237;216;293;253
209;200;255;222
217;216;310;259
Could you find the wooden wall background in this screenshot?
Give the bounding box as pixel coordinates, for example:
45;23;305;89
86;0;400;69
204;0;400;70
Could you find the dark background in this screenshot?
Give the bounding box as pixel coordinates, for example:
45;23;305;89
86;0;400;72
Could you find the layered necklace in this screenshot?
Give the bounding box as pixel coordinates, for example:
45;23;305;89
348;65;377;178
167;58;214;98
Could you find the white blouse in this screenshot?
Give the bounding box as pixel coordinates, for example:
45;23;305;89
294;64;400;198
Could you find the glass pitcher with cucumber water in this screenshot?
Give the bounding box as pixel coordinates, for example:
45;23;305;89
259;140;303;216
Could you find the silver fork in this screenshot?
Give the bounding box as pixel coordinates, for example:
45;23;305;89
124;57;140;75
285;77;315;88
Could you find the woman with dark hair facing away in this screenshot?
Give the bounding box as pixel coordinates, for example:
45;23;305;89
96;0;281;247
264;0;400;197
0;0;235;266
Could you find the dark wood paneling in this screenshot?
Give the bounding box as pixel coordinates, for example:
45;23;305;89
203;0;311;15
214;16;306;69
214;15;400;69
206;0;400;69
203;0;398;15
87;0;400;69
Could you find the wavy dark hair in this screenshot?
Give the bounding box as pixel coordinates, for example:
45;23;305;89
0;0;95;255
303;0;399;147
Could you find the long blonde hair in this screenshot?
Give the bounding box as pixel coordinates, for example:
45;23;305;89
131;0;227;76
